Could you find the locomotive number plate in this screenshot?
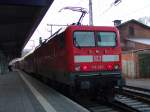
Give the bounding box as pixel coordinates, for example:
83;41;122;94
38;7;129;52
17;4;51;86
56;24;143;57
93;56;101;62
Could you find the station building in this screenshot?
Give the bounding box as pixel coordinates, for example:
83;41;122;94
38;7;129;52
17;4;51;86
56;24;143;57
116;19;150;79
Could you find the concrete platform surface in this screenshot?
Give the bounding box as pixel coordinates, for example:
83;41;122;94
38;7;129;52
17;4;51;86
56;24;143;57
126;79;150;90
0;71;45;112
0;71;89;112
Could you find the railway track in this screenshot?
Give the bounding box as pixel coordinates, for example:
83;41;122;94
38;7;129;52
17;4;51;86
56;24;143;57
72;93;140;112
47;82;150;112
33;74;150;112
73;95;121;112
74;85;150;112
115;94;150;112
121;85;150;104
123;85;150;98
114;85;150;112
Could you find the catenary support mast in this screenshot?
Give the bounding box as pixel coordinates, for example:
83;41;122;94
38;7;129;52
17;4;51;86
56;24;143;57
89;0;93;26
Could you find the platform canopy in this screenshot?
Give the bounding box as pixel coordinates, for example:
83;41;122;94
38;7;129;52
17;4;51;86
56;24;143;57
0;0;54;59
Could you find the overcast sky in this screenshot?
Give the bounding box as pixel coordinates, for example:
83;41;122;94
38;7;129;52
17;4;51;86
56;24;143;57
24;0;150;50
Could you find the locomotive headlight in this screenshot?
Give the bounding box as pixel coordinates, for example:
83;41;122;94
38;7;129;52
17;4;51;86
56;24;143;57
114;64;119;70
75;64;80;71
82;65;88;71
107;64;113;70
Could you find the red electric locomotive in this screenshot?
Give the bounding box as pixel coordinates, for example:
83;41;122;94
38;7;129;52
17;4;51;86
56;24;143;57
18;25;123;101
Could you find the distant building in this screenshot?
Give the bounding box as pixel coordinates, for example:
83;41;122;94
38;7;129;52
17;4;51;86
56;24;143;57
117;19;150;79
117;19;150;51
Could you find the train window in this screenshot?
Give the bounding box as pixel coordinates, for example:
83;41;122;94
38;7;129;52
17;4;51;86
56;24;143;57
73;32;95;47
96;32;116;47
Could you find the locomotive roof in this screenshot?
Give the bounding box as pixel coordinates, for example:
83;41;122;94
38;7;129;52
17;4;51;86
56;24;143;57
34;26;67;50
67;25;117;31
46;27;67;42
26;25;118;57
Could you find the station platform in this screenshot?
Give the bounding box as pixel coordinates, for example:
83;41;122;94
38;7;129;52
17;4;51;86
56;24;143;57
126;79;150;90
0;70;89;112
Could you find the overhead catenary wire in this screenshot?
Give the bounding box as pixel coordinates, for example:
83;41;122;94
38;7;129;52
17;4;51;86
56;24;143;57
99;0;122;16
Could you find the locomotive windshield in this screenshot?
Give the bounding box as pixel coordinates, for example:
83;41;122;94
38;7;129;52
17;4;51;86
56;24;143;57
96;32;116;47
73;31;116;47
73;32;95;47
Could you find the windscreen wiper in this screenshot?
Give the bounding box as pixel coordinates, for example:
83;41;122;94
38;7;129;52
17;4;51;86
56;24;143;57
73;37;81;49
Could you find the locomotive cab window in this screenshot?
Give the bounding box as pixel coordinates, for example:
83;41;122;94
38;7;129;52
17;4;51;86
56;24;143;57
96;32;116;47
73;31;95;47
